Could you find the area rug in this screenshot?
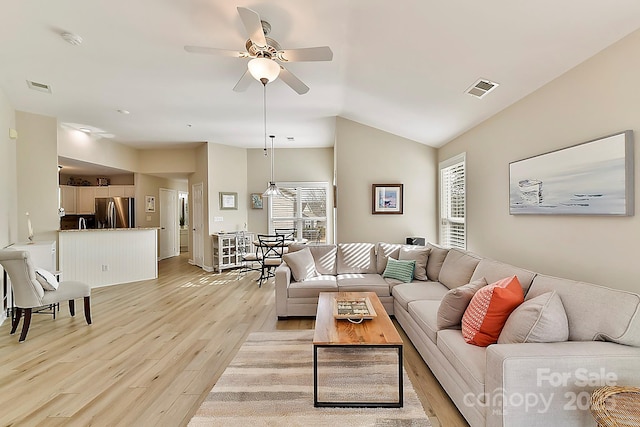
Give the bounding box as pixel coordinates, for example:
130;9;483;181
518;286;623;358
189;330;431;426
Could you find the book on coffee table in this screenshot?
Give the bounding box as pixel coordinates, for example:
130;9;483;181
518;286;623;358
333;296;377;320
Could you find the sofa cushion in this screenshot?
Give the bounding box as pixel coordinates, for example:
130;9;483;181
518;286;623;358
288;243;337;275
287;275;338;298
375;242;402;274
337;243;377;274
438;248;482;290
382;258;415;283
470;258;536;295
437;329;486;402
426;243;448;281
437;277;488;329
527;274;640;346
283;247;318;282
337;273;390;297
498;291;569;344
399;246;430;281
408;300;441;343
392;282;450;311
462;276;524;347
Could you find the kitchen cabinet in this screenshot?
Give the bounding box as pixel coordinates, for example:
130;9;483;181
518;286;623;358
60;185;77;214
94;187;110;198
108;185;135;197
76;187;96;214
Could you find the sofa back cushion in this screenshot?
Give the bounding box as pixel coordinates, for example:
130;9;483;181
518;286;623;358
337;243;377;274
426;243;449;281
288;243;337;275
438;248;482;289
375;242;402;274
470;258;536;294
528;274;640;346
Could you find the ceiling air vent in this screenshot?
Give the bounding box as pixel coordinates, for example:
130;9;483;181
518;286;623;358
26;80;52;93
465;78;499;99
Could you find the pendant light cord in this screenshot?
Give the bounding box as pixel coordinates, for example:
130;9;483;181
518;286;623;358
270;135;275;183
263;82;267;157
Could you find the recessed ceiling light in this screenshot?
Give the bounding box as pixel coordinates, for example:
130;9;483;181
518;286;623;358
187;124;192;128
117;109;130;114
79;128;92;134
61;32;83;46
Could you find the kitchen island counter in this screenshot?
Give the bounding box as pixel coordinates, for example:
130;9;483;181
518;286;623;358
59;228;158;287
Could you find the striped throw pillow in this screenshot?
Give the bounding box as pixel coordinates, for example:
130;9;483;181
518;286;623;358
382;258;416;283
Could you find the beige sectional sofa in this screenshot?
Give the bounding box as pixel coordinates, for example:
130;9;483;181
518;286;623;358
275;242;640;427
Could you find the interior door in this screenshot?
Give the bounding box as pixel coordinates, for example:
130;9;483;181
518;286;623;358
192;182;204;268
159;188;178;259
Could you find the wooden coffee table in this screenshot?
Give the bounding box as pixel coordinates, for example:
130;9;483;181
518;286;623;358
313;291;404;408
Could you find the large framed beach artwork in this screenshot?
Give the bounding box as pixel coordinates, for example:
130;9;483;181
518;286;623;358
509;131;634;216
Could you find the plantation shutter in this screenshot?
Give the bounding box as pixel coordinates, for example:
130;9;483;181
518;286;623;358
440;154;466;249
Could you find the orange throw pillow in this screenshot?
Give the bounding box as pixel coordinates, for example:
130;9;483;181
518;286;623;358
462;276;524;346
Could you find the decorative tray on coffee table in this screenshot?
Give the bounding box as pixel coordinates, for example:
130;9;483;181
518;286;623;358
333;296;377;321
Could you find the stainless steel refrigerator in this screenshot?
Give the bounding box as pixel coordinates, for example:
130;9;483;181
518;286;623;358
95;197;135;229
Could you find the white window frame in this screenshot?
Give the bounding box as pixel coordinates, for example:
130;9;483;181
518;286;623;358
439;153;466;249
268;181;329;241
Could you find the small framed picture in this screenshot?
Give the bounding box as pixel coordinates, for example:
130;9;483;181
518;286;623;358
250;193;263;209
372;184;403;215
219;192;238;210
145;195;156;212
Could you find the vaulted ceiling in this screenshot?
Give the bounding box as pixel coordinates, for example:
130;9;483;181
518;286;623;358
3;1;640;150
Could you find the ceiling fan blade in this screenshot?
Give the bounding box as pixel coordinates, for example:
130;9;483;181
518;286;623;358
237;7;267;48
184;46;246;58
278;66;309;95
277;47;333;62
233;70;254;92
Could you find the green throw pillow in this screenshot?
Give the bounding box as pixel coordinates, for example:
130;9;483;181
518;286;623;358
382;258;416;283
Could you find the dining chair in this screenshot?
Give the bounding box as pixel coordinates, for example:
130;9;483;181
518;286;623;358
236;231;261;279
0;249;92;342
257;234;285;287
275;228;296;241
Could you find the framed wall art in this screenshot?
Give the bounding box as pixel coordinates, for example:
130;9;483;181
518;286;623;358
219;192;238;210
372;184;404;215
145;195;155;212
250;193;263;209
509;130;634;216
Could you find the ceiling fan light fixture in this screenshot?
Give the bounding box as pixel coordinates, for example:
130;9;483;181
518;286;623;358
248;57;280;83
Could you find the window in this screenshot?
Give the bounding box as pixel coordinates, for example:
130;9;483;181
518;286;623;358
440;153;466;249
268;182;329;243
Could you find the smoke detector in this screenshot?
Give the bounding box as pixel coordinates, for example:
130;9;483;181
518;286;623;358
465;78;499;99
61;32;83;46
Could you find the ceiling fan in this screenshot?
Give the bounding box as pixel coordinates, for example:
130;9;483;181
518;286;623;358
184;6;333;94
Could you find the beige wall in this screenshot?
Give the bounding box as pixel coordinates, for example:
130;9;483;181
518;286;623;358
207;143;248;234
138;147;198;175
58;127;139;172
134;174;187;229
0;89;17;247
438;28;640;293
336;117;438;244
16;112;59;243
247;147;334;237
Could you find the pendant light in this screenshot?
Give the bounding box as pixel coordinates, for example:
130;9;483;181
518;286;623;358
263;134;283;197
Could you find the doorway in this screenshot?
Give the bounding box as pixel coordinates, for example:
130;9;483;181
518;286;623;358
159;188;178;260
192;182;204;268
179;191;188;253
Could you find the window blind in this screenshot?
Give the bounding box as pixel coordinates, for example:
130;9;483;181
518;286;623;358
440;154;466;249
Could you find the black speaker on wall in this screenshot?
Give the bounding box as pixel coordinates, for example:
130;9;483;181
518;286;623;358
406;237;425;246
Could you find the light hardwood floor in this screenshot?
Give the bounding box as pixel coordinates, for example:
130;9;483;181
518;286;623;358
0;254;468;426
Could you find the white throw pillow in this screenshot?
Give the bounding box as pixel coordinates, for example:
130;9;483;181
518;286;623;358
283;247;318;282
35;268;59;291
498;291;569;344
